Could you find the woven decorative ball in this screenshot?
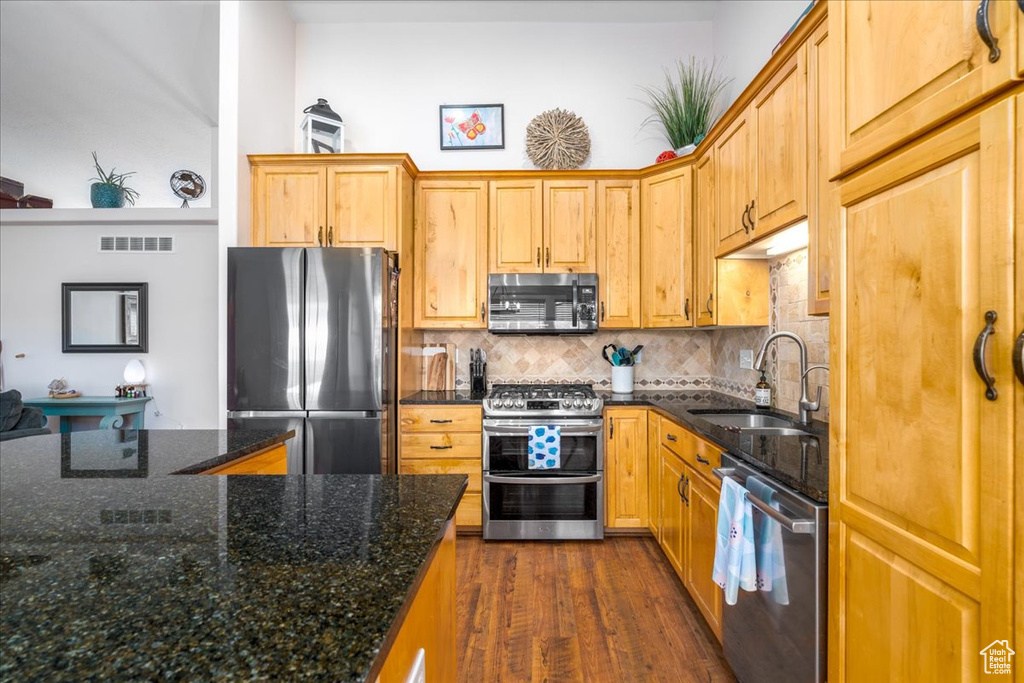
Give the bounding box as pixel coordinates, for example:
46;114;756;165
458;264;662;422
656;150;677;164
525;109;591;170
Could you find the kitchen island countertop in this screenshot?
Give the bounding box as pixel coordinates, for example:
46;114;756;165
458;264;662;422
0;429;467;682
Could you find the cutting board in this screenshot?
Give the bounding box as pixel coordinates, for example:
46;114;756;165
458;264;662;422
421;343;456;391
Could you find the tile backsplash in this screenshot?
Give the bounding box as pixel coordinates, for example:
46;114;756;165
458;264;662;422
422;247;829;419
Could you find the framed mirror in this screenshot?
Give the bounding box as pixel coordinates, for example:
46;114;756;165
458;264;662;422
62;283;148;353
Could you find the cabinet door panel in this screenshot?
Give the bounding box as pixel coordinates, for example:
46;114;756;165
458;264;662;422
252;166;326;247
685;468;723;642
715;109;755;256
641;166;693;328
830;103;1015;680
807;20;833;315
543;180;596;273
489;180;543;273
832;0;1020;174
596;180;641;328
647;413;661;538
414;181;488;328
605;408;648;528
753;43;807;236
694;154;716;327
325;166;396;248
659;447;686;578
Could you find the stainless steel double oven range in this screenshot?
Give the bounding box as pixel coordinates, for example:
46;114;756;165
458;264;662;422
482;384;604;540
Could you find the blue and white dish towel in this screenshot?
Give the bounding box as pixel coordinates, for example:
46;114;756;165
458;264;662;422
747;477;790;605
528;425;561;469
712;476;757;605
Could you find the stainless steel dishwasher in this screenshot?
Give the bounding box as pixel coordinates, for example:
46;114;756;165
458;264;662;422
713;453;828;683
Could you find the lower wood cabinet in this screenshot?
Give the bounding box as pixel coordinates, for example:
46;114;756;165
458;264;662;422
647;412;662;537
400;405;483;527
604;408;648;528
202;445;288;475
685;466;723;640
658;444;686;576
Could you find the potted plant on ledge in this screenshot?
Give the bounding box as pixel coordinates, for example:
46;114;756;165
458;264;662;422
90;152;140;208
640;57;731;158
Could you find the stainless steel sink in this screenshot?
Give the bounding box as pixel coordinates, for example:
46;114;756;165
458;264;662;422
741;427;815;437
691;412;795;429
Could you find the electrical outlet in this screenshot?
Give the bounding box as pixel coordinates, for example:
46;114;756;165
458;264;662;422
739;349;754;370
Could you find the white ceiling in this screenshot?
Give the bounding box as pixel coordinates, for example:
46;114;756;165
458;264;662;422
286;0;719;24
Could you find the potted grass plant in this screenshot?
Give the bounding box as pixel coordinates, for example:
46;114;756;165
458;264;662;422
90;152;140;208
640;57;732;156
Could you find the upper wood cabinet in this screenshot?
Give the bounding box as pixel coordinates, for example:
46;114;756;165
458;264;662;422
326;165;397;248
829;101;1016;681
714;108;756;256
414;180;488;328
807;20;833;316
489;180;543;273
251;165;326;247
752;42;808;235
641;165;694;328
543;180;596;273
596;179;641;328
830;0;1021;175
605;408;649;528
250;156;413;249
693;154;716;327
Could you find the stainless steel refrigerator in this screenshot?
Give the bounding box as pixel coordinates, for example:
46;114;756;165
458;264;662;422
227;247;397;475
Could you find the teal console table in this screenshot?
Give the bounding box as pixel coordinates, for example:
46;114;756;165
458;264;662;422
23;396;153;432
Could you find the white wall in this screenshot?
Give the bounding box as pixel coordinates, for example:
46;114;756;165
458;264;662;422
713;0;812;109
295;20;714;169
0;223;219;430
0;1;218;208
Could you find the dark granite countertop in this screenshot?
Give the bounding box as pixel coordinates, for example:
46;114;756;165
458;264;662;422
400;390;484;404
601;390;828;503
0;429;468;682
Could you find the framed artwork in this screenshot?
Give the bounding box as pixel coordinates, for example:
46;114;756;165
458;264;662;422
439;104;504;150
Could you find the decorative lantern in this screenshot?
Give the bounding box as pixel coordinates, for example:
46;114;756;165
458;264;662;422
301;98;344;153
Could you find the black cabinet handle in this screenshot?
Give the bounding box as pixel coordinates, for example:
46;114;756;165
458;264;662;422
677;473;685;501
682;476;690;506
429;419;453;424
545;247;551;267
317;226;324;247
536;247;541;267
609;417;614;439
748;199;756;230
696;454;710;465
666;433;677;442
481;304;486;321
601;301;606;321
706;293;714;316
327;226;334;246
684;298;690;321
1013;328;1024;387
972;310;998;401
976;0;1002;63
430;445;453;450
741;202;751;234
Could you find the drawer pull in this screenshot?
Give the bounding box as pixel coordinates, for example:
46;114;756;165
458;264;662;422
976;0;1002;63
429;445;453;450
429;419;453;424
1013;328;1023;387
696;454;710;465
972;310;998;401
665;434;677;442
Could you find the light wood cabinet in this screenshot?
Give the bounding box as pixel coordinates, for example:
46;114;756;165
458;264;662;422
252;165;326;247
201;444;288;475
543;180;596;273
1015;91;1024;658
647;412;661;538
400;404;483;528
714;108;755;256
693;154;716;327
641;165;694;328
752;42;808;235
830;0;1021;175
326;165;397;247
414;181;488;328
806;20;833;316
829;101;1016;681
596;179;641;328
659;444;687;577
685;465;723;642
489;180;543;273
604;408;648;528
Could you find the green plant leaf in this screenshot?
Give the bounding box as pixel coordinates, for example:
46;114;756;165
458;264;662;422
639;57;732;149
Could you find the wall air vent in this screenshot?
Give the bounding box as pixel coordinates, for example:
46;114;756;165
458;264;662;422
98;235;175;253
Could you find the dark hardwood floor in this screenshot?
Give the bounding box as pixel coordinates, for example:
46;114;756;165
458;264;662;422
456;535;736;683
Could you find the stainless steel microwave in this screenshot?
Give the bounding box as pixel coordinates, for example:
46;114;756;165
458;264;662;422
487;273;598;334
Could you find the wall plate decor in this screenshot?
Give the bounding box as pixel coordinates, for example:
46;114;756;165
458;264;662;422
525;108;591;169
439;104;504;150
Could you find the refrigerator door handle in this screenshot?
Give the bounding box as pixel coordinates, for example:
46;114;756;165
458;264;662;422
307;411;381;419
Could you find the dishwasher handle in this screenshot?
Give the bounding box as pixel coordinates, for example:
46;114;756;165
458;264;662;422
713;467;816;534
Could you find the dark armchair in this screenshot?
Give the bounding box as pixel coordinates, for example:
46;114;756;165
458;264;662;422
0;390;51;441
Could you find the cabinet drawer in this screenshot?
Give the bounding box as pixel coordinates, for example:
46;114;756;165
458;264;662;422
455;493;482;527
401;432;481;458
400;458;481;492
685;439;722;485
401;405;482;433
660;419;692;455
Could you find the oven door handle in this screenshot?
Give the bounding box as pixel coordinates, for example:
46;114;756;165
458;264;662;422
712;467;816;534
484;474;603;485
483;425;603;436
